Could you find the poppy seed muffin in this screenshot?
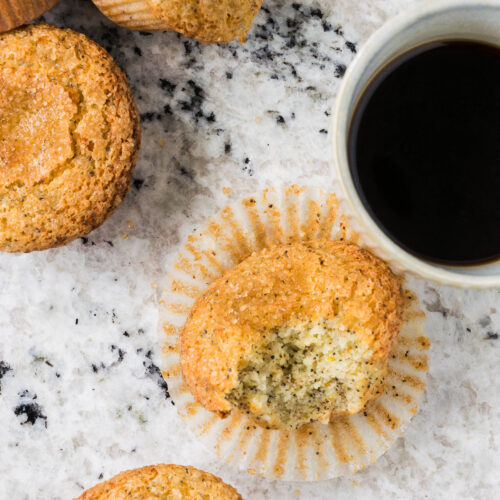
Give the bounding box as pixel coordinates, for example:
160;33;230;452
0;23;140;252
76;464;242;499
92;0;263;44
181;239;405;430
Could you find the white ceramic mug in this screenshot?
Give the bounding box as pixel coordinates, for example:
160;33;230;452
331;0;500;288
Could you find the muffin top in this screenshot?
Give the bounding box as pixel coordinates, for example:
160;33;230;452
148;0;263;43
76;464;242;499
0;23;140;252
181;239;405;429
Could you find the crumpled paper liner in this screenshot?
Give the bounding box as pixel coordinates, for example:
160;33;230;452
159;185;429;481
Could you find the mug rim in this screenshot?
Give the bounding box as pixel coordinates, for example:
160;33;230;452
331;0;500;288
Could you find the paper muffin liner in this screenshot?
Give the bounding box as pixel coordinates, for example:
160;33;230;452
92;0;171;31
159;185;429;481
0;0;60;32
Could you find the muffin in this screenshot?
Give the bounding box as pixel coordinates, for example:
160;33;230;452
76;464;242;499
181;239;405;430
92;0;263;43
163;186;429;479
0;23;140;253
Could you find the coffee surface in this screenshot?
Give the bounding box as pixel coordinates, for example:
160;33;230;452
348;41;500;266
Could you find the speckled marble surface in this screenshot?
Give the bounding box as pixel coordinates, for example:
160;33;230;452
0;0;499;498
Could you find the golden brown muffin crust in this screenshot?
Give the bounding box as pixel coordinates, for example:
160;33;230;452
76;464;242;499
0;23;140;252
181;239;405;415
147;0;263;43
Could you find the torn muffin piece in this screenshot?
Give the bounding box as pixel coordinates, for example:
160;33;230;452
181;239;404;430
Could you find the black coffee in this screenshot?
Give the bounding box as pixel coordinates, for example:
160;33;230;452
348;41;500;266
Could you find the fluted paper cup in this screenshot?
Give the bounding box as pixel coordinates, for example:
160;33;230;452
92;0;171;30
159;185;429;481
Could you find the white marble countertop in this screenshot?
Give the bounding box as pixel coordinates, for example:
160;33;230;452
0;0;498;498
